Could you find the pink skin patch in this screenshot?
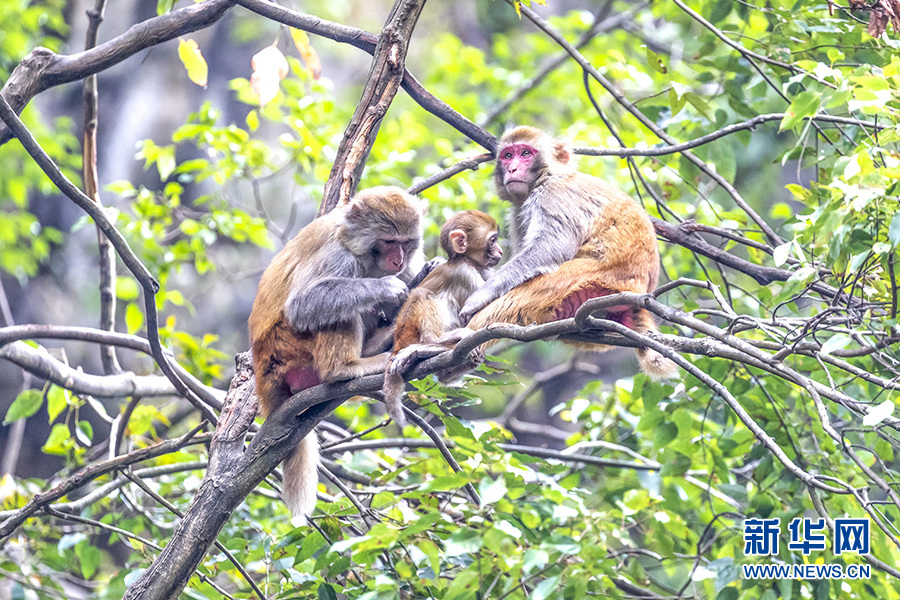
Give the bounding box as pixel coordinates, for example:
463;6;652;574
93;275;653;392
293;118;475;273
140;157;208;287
554;285;633;327
285;366;321;392
498;143;537;186
376;239;405;273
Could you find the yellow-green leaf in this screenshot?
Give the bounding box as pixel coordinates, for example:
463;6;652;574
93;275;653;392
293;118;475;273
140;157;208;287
178;38;208;87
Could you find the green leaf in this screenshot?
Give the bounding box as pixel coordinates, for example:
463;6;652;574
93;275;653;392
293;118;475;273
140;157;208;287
75;542;101;579
444;530;482;557
889;213;900;248
773;241;792;267
443;566;480;600
478;476;507;508
4;389;42;424
47;385;68;423
780;91;821;132
819;334;852;355
42;423;71;456
115;276;140;301
532;575;561;600
125;302;144;334
317;584;338;600
156;0;175;14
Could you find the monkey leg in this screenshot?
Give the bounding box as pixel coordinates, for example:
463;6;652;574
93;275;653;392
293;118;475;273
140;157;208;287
468;258;644;331
468;258;677;378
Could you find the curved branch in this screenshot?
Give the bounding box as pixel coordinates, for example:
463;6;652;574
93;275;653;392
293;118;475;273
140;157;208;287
0;324;225;405
0;340;182;398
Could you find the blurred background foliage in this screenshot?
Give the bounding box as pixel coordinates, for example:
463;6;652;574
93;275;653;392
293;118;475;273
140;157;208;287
3;0;900;598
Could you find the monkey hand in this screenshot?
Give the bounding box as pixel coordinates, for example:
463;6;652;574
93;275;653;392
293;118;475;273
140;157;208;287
408;257;446;289
459;287;494;324
377;275;410;308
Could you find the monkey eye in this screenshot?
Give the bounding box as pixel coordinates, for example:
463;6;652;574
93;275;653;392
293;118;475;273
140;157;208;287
503;151;513;159
521;149;532;157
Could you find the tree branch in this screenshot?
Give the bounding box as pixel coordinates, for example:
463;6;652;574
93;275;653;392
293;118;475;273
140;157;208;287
319;0;427;212
231;0;496;156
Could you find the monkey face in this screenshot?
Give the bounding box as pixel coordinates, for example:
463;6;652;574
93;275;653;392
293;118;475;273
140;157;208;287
375;238;418;274
484;230;503;267
498;143;538;195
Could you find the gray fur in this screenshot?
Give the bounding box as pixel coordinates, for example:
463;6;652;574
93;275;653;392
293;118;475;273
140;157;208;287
460;177;599;319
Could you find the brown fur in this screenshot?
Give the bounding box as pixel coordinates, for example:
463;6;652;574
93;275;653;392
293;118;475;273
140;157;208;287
249;186;424;516
383;211;501;423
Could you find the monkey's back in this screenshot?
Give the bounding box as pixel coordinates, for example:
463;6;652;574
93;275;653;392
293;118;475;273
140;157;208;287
550;171;660;293
248;214;340;414
392;261;485;352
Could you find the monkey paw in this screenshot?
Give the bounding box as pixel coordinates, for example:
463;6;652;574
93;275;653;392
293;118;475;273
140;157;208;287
379;275;410;307
390;344;447;376
408;257;446;289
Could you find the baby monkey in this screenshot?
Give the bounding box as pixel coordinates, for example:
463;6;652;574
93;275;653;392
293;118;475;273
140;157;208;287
383;210;502;424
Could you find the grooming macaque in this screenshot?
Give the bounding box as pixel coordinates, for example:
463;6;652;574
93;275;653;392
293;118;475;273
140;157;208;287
249;186;425;517
382;210;502;424
460;126;677;378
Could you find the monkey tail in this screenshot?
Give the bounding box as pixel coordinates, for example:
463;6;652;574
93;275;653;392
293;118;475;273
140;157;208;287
633;309;678;380
381;356;408;427
281;433;320;523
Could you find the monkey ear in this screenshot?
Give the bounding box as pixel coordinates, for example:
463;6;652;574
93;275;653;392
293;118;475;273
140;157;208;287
448;229;468;255
553;141;571;165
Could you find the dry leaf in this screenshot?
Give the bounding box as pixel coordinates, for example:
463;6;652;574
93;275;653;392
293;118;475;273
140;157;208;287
250;71;281;106
250;44;289;106
178;38;208;87
289;28;322;79
252;44;289;80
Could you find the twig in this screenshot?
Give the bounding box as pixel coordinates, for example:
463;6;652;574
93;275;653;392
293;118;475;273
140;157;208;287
81;0;120;375
406;153;494;195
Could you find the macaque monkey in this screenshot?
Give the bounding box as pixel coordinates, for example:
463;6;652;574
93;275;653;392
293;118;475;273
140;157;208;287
249;186;425;517
460;126;677;378
382;210;502;424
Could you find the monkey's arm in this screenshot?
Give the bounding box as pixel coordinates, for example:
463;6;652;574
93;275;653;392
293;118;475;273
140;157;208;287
286;276;408;331
460;212;580;322
407;257;446;289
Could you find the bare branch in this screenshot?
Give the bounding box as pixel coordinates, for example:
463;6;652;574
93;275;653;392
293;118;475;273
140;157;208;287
320;0;427;211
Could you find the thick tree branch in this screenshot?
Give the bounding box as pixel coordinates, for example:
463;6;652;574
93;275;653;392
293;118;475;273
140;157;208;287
0;0;235;146
320;0;427;212
0;340;186;398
